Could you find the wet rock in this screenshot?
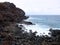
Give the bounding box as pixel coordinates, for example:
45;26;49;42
20;21;35;25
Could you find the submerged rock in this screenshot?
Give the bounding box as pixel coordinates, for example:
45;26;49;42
20;21;35;25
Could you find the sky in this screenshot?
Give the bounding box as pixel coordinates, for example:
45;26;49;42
0;0;60;15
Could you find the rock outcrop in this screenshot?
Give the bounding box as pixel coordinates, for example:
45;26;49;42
1;2;60;45
0;2;28;27
0;2;29;45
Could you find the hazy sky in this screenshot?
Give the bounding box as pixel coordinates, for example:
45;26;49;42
0;0;60;15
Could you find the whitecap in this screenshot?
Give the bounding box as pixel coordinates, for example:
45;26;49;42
21;24;50;35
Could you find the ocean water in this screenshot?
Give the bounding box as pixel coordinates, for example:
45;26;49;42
24;15;60;35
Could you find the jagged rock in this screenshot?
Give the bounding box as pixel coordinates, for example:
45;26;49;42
0;2;28;27
0;2;28;45
0;2;52;45
20;21;34;25
24;21;34;25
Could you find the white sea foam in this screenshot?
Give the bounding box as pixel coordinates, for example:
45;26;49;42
19;23;60;36
20;24;50;35
21;15;60;35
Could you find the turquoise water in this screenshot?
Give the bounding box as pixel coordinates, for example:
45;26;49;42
28;15;60;28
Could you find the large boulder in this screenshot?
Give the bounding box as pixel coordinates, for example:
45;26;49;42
0;2;28;27
0;2;28;44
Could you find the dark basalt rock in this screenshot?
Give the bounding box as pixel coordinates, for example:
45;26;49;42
20;20;34;25
25;21;34;25
23;21;34;25
0;2;29;45
0;2;28;27
1;2;59;45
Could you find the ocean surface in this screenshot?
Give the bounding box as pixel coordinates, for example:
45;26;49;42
24;15;60;35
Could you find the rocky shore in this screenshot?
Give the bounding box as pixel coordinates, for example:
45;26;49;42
0;2;60;45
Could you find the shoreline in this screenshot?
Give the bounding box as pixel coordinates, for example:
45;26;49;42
18;22;60;35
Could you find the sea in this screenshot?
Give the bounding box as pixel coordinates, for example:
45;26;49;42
23;15;60;35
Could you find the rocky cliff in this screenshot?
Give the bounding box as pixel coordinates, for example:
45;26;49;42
0;2;29;45
0;2;28;27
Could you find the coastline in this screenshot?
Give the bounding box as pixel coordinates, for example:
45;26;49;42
18;15;60;35
0;2;60;45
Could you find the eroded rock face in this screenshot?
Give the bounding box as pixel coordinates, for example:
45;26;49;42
0;2;28;27
0;2;28;45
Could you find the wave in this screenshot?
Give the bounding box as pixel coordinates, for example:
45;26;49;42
19;23;60;36
21;24;50;35
24;15;60;35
